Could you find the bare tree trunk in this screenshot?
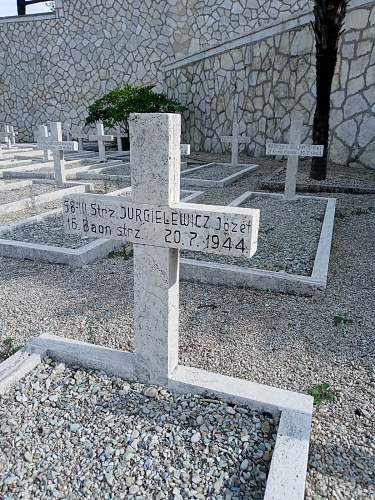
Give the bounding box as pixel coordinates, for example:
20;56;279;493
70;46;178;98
311;0;348;180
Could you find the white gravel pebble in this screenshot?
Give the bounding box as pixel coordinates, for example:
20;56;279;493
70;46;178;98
0;360;277;499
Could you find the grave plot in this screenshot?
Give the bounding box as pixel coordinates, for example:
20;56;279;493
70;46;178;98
180;192;336;296
0;181;88;215
0;158;30;170
0;357;278;499
75;161;131;181
181;163;257;187
0;114;312;499
261;162;375;194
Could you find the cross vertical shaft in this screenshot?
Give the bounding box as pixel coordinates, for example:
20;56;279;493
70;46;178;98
50;122;66;186
132;113;181;385
284;116;303;200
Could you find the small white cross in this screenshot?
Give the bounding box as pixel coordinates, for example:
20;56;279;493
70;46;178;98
266;113;324;200
63;113;259;385
0;126;11;148
9;126;17;146
89;122;114;162
37;125;52;162
74;129;87;151
221;99;251;167
37;121;78;186
115;125;124;152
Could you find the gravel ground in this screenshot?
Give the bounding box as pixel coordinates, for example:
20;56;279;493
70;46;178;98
0;201;62;225
92;180;131;194
0;162;374;498
102;164;131;176
0;359;277;499
182;164;253;181
0;184;58;205
0;214;95;248
263;162;375;191
183;194;326;275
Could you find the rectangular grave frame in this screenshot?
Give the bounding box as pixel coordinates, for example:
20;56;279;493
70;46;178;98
0;334;313;500
180;191;336;296
181;162;257;187
0;180;33;192
0;189;204;266
0;180;90;215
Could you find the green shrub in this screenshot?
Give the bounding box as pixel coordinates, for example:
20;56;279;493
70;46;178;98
86;84;187;138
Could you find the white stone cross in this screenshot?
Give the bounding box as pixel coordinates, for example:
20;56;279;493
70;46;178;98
74;129;87;151
38;125;52;162
37;121;78;186
0;126;11;148
115;125;124;152
9;126;17;146
221;99;251;167
89;122;114;162
63;113;259;385
266;114;324;200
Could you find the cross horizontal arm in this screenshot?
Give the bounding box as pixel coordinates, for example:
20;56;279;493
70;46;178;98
266;143;324;157
63;193;260;258
36;141;78;152
89;135;114;142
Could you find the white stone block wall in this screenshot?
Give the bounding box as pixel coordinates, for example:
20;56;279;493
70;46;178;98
0;0;373;167
165;4;375;168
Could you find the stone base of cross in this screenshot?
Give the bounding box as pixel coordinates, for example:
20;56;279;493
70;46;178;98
37;122;78;186
89;122;114;162
266;114;324;200
221;102;251;167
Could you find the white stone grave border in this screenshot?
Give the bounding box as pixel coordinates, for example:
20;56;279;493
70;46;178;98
0;189;204;266
180;191;336;296
0;181;89;215
0;335;313;500
181;162;258;187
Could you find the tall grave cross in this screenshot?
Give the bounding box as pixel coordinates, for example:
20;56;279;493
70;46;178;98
37;122;78;186
0;125;11;148
115;125;124;152
74;129;87;151
89;122;114;162
63;114;259;384
38;125;52;162
221;97;251;167
9;126;17;146
266;113;324;200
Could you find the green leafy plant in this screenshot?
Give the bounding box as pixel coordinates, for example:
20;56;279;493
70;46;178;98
82;317;96;344
308;383;336;405
108;245;133;259
0;337;21;359
86;84;187;139
334;315;353;326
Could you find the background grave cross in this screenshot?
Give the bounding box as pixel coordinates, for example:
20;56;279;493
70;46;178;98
115;125;124;152
0;126;11;148
266;113;324;200
89;122;114;162
9;126;17;146
221;97;251;167
74;129;87;151
63;114;259;385
37;121;78;186
38;125;52;162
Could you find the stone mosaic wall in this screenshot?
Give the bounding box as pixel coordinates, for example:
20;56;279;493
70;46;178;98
0;0;309;140
165;5;375;168
0;0;373;167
